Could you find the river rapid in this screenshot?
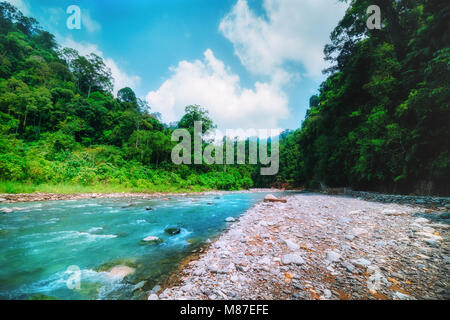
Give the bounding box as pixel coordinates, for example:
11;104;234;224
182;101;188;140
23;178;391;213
0;191;291;300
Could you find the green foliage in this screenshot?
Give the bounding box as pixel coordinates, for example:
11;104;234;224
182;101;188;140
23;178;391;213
0;1;447;196
0;3;254;193
281;0;450;195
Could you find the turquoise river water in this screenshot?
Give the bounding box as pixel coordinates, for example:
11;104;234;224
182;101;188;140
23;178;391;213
0;192;290;300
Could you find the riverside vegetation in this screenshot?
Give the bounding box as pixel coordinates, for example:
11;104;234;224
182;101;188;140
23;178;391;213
0;0;449;196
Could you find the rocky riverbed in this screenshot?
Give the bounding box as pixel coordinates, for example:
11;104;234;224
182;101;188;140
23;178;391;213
154;193;449;300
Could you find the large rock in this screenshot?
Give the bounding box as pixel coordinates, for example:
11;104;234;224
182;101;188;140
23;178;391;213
351;227;368;237
341;261;355;272
393;291;415;300
141;236;163;244
264;194;287;203
283;239;300;251
425;238;441;248
382;209;405;216
326;250;341;263
106;265;135;279
281;254;305;265
414;217;429;224
350;258;371;268
148;293;159;300
165;227;181;235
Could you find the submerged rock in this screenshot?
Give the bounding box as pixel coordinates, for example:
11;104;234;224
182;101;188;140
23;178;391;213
96;258;139;272
121;203;135;208
132;281;146;291
165;227;181;235
150;285;161;294
439;212;450;220
145;206;153;211
225;217;235;222
27;294;59;300
106;265;135;279
0;207;13;213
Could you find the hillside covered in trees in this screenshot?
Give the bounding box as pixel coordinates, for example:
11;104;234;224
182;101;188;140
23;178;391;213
0;0;448;195
274;0;449;195
0;2;256;193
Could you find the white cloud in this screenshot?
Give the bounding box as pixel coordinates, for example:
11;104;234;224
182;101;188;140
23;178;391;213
219;0;347;79
146;49;289;130
61;37;141;95
4;0;29;15
147;0;349;131
82;9;101;33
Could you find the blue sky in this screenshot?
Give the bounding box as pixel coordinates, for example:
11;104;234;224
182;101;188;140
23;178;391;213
7;0;348;132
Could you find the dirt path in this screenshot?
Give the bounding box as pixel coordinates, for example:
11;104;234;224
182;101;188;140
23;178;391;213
155;193;449;300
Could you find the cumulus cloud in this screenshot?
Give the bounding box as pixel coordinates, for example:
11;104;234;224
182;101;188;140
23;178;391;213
61;37;141;95
82;9;101;33
146;0;348;131
146;49;288;130
219;0;347;78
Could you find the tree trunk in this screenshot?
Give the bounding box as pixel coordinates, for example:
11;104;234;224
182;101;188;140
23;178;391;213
37;112;41;140
135;120;140;150
23;110;27;130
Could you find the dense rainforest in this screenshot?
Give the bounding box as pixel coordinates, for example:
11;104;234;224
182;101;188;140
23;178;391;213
0;2;256;193
275;0;449;195
0;0;448;195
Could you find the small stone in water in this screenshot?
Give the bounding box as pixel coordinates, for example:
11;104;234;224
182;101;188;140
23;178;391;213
141;236;163;244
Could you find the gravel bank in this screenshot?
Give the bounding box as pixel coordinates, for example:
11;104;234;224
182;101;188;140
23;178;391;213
0;191;221;204
156;193;449;300
0;189;286;204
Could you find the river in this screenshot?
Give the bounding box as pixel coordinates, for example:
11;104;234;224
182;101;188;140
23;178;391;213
0;191;291;300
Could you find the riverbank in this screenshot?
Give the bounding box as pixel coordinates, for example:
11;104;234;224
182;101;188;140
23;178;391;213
0;181;212;198
155;193;449;300
0;188;289;204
